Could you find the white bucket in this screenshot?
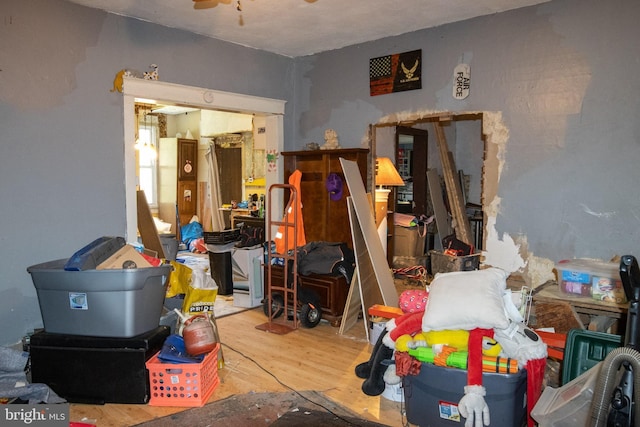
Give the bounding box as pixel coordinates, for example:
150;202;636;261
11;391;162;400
382;382;404;402
369;320;387;345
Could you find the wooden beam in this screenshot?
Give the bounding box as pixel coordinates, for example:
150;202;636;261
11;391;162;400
427;169;452;250
433;123;473;246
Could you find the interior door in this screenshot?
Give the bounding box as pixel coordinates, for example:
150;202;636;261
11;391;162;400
395;126;429;217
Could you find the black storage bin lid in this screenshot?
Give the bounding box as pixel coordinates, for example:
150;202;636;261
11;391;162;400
29;325;170;350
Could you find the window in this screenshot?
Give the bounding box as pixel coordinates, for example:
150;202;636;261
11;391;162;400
136;117;158;206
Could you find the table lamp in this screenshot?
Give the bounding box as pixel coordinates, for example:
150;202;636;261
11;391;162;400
375;157;404;256
375;157;405;226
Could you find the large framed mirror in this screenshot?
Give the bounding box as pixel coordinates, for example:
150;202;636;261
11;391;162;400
395;126;429;217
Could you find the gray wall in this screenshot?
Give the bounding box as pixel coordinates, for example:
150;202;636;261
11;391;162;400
1;0;639;345
0;0;294;345
292;0;640;271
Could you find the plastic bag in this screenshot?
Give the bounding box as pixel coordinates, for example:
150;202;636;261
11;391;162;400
166;261;192;298
181;268;218;315
181;221;203;246
158;334;204;364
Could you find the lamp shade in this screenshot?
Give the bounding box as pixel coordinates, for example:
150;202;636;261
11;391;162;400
375;157;404;186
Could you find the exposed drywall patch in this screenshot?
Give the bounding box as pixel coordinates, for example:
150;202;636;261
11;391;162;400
378;109;481;125
482;197;526;274
482;111;509;182
480;112;558;284
524;254;556;288
513;232;557;288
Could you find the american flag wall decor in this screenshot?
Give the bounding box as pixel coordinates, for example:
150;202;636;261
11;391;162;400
369;49;422;96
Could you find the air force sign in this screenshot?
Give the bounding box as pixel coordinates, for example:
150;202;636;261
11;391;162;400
453;63;470;100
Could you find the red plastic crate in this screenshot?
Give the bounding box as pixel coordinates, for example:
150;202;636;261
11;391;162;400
146;344;220;407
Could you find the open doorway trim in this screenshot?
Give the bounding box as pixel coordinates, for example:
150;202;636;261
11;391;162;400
122;76;286;242
370;110;506;257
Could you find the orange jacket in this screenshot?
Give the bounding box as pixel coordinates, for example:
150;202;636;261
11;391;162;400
275;169;306;254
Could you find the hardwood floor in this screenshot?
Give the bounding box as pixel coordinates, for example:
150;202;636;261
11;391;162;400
69;306;413;427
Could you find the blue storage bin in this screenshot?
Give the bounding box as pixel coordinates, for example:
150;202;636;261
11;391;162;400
403;362;528;427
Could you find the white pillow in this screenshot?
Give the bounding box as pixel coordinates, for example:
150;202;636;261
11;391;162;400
422;267;510;332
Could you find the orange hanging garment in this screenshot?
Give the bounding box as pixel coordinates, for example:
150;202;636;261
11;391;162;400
275;169;306;254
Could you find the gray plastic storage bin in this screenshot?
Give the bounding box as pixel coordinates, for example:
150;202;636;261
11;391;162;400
403;362;528;427
28;259;172;338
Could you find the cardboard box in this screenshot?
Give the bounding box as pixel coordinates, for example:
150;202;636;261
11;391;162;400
395;226;426;257
97;244;153;270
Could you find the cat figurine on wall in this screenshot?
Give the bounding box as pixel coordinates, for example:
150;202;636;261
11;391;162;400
110;69;132;93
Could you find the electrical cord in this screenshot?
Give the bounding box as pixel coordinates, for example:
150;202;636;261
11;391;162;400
221;341;404;426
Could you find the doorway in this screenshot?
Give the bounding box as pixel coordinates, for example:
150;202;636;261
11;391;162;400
373;113;487;263
122;77;286;243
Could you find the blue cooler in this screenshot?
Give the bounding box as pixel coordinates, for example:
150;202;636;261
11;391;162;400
403;363;528;427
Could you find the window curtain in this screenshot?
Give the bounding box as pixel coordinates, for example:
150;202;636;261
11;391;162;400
206;144;226;232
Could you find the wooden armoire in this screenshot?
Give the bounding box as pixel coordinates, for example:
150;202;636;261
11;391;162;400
282;148;369;248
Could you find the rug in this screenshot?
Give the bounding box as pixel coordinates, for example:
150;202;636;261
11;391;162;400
133;391;390;427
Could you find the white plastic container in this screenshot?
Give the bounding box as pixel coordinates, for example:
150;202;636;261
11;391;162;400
531;363;600;426
555;258;626;303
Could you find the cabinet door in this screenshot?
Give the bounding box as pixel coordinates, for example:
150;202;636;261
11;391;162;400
287;152;327;244
177;180;198;226
283;149;368;248
178;139;198;180
215;146;243;206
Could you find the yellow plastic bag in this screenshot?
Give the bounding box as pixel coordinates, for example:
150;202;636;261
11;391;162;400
166;261;192;298
181;267;219;315
182;286;218;315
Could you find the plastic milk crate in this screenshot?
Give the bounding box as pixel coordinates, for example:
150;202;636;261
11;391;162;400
146;344;220;407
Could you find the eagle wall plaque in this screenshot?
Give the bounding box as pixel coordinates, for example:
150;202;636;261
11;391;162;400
369;49;422;96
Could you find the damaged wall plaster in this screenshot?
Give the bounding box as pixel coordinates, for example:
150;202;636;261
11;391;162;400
482;198;527;274
482;112;555;286
373;109;555;286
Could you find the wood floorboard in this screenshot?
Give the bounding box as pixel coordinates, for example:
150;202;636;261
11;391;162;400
69;298;420;427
